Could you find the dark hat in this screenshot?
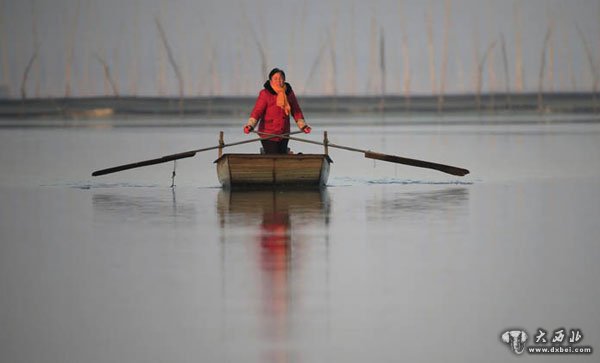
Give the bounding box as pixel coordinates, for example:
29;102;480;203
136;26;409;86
268;68;286;80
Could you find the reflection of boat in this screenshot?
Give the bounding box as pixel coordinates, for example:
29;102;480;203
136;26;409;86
216;188;330;360
214;154;332;189
216;188;330;282
217;188;330;221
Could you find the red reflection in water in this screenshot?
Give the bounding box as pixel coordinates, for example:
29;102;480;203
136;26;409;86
259;210;292;349
218;189;327;363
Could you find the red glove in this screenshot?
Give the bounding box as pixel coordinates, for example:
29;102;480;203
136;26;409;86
302;125;312;134
244;125;253;134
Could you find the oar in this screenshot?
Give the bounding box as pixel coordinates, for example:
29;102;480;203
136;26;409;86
92;130;303;176
254;130;470;177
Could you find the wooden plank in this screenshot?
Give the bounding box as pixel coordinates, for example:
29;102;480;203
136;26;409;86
229;156;275;184
274;157;322;183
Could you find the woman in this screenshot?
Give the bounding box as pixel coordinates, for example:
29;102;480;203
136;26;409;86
244;68;311;154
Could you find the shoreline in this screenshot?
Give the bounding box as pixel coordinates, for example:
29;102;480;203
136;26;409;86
0;92;598;121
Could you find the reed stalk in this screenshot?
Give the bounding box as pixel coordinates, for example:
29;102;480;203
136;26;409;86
20;49;38;99
207;40;219;96
487;45;496;112
500;34;511;109
93;53;119;96
347;1;357;94
379;27;385;98
426;4;436;97
366;11;378;94
287;9;296;85
537;26;553;113
31;0;41;97
456;53;465;93
232;35;242;95
546;10;555;92
241;4;268;84
64;0;81;97
129;0;140;95
0;0;10;96
476;40;497;112
513;1;524;92
327;28;337;95
157;40;166;96
303;31;330;94
576;25;599;113
327;1;339;96
438;0;451;113
155;17;184;113
299;0;308;92
398;0;411;110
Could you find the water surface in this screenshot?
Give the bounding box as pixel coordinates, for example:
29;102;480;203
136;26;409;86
1;116;599;362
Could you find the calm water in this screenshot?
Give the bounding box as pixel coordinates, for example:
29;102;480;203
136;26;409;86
1;115;599;363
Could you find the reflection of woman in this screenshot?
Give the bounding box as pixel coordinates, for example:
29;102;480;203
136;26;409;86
244;68;312;154
259;210;291;342
260;211;291;272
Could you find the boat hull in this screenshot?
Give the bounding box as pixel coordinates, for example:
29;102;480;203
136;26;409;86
214;153;332;188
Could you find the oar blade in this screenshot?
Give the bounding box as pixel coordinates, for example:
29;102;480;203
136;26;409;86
92;151;196;176
365;151;470;177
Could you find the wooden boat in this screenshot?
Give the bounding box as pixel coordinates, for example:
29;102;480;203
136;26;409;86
214;153;332;188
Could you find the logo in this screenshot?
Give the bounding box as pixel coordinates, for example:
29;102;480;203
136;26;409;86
501;329;528;354
500;327;593;355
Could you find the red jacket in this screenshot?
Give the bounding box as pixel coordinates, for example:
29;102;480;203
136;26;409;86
250;81;305;141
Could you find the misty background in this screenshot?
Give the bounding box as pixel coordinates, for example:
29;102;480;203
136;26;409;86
2;0;600;98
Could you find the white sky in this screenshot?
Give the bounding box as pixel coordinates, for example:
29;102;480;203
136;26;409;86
2;0;600;97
